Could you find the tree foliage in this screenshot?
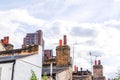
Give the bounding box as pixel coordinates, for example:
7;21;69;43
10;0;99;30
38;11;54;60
30;70;38;80
42;73;47;80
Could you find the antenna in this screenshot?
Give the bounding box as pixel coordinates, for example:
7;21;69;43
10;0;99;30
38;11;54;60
89;52;93;74
71;42;82;71
93;55;101;60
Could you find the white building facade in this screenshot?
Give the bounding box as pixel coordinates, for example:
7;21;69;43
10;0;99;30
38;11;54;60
0;45;43;80
0;62;13;80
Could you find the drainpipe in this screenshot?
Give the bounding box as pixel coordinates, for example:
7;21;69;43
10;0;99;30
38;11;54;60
11;60;16;80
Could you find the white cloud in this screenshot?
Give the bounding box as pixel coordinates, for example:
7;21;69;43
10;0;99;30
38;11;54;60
114;0;120;2
65;0;84;5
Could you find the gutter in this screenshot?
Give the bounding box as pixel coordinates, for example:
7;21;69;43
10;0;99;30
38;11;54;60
11;60;16;80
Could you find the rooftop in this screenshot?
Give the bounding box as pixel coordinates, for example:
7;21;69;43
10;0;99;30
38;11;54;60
73;70;92;75
0;54;34;63
42;66;70;76
0;45;38;55
0;45;39;63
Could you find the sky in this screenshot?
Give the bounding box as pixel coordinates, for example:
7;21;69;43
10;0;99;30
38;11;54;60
0;0;120;79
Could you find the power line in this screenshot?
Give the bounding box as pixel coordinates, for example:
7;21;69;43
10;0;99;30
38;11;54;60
19;59;42;68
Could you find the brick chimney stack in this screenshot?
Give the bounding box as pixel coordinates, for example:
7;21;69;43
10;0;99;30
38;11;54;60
1;36;9;45
0;36;13;50
56;35;70;67
93;60;105;80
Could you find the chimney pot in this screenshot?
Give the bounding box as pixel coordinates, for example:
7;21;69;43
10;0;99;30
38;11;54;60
3;37;6;44
6;36;9;44
95;60;97;65
1;39;3;43
98;60;101;65
59;39;62;46
74;65;78;73
76;67;78;72
74;65;76;71
63;35;67;45
80;67;83;71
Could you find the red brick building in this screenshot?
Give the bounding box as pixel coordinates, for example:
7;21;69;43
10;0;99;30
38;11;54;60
44;49;53;61
22;30;44;48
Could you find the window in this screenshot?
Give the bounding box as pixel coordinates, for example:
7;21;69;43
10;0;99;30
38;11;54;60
31;35;36;44
26;36;30;45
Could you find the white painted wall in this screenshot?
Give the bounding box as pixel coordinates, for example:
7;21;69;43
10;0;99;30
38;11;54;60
0;63;13;80
0;43;5;51
13;46;42;80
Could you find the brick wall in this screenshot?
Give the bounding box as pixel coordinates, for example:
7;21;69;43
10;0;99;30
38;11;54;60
56;45;70;67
